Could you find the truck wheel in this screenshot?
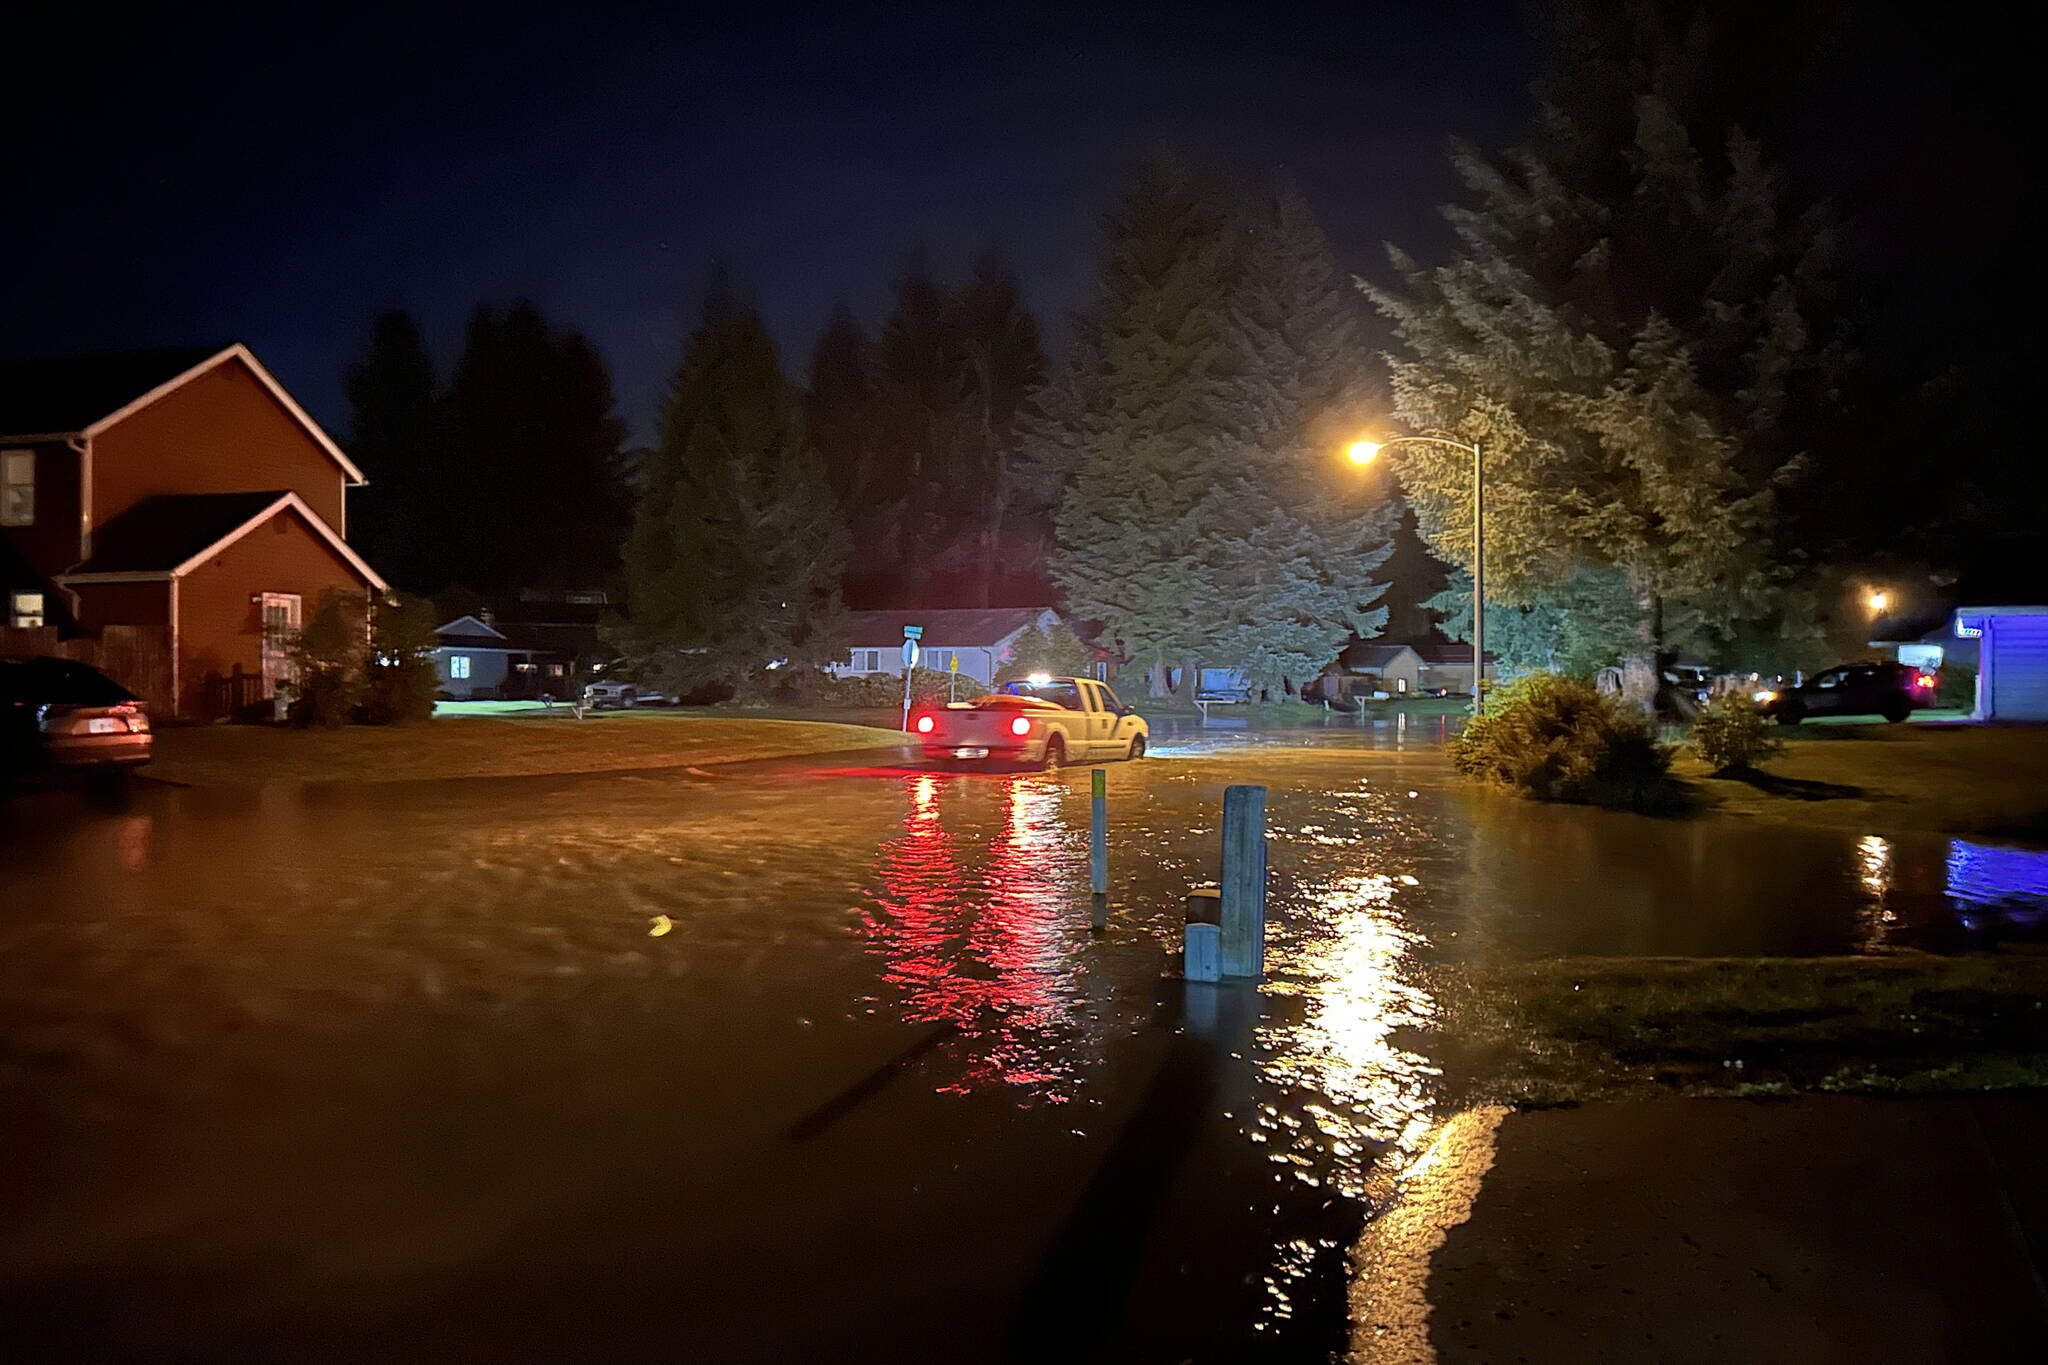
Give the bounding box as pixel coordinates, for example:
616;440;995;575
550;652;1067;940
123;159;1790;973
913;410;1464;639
1882;701;1911;724
1127;736;1147;760
1040;735;1066;771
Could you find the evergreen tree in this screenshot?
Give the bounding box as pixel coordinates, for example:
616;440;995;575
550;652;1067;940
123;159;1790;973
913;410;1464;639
1038;162;1393;697
343;303;630;602
1365;38;1840;686
343;311;438;588
951;257;1047;606
615;281;847;694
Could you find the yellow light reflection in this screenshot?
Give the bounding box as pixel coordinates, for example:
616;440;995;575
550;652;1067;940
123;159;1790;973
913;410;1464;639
1258;872;1440;1199
1855;834;1897;951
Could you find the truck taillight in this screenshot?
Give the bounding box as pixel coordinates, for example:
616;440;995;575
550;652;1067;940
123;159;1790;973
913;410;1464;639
1009;716;1032;737
914;715;935;734
1915;673;1935;689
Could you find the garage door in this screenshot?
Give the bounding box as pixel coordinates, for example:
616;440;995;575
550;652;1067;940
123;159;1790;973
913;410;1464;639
1989;616;2048;721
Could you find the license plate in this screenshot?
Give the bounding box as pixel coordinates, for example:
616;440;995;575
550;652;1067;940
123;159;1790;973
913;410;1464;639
952;747;990;759
87;717;122;733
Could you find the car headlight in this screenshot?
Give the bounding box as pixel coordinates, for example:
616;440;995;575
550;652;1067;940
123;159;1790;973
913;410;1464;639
1753;690;1777;703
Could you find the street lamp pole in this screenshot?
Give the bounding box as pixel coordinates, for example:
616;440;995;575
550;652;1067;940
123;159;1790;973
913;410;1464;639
1347;433;1487;716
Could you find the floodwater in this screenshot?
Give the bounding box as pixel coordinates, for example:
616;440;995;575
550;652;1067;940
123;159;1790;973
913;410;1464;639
1;724;2043;1362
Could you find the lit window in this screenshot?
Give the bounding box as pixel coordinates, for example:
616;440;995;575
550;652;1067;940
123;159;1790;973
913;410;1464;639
9;590;43;627
1;450;32;527
450;655;471;679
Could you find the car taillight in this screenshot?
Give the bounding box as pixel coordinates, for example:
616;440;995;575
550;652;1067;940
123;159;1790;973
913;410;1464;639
1916;674;1935;689
1009;716;1032;737
914;714;935;734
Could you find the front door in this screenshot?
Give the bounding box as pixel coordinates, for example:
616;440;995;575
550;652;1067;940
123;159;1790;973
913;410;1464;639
258;592;302;696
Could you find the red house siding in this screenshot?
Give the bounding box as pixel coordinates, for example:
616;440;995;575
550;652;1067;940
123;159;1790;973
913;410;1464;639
178;508;371;718
1;440;85;578
92;358;349;537
70;580;171;630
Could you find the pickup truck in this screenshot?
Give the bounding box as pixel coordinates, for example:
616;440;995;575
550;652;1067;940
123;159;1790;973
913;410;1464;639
911;676;1148;768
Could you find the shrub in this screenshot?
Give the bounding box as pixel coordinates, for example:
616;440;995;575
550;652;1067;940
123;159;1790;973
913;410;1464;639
359;592;441;725
286;591;368;728
1450;671;1678;811
1689;690;1784;774
1936;664;1975;710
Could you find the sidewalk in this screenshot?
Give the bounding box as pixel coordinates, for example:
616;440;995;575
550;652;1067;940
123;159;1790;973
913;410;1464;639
1353;1095;2048;1364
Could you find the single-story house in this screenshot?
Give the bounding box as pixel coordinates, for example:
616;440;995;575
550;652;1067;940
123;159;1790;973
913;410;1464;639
431;614;575;700
1332;642;1427;697
1953;606;2048;721
828;607;1061;687
1414;643;1499;694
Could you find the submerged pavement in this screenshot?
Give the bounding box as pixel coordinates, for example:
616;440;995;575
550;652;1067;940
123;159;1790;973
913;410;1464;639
1351;1094;2048;1364
3;723;2047;1361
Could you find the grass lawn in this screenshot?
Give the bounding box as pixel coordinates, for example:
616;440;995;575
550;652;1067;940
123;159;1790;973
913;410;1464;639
149;710;907;787
1450;952;2048;1105
1673;718;2048;842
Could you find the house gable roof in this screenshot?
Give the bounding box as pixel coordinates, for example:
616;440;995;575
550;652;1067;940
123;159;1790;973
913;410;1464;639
56;490;386;590
840;607;1057;647
1343;643;1423;670
0;343;366;485
435;615;507;641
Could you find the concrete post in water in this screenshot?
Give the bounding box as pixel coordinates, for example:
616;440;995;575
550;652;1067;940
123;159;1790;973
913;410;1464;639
1219;784;1267;978
1089;768;1109;931
1183;886;1222;983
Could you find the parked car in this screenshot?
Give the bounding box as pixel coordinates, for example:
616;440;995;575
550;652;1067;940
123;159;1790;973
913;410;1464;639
580;681;672;710
911;675;1148;769
1;656;154;778
1754;661;1936;726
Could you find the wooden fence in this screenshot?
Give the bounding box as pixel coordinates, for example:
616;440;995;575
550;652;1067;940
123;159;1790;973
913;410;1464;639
0;626;175;716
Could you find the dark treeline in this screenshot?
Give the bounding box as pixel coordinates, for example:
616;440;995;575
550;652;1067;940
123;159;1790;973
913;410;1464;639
342;0;2038;698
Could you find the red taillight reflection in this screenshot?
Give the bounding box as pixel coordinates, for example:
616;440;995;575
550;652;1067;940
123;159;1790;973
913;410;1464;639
1009;716;1032;737
914;715;935;734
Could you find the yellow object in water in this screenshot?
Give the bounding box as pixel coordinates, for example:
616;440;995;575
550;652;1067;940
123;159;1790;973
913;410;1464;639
648;914;675;937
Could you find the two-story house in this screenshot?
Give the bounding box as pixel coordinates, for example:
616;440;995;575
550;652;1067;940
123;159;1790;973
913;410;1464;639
0;343;385;719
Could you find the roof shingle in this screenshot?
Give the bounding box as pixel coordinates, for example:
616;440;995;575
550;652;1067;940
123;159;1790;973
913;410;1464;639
69;491;291;574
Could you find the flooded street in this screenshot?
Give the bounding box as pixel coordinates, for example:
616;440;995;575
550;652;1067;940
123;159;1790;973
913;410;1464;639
3;725;2044;1362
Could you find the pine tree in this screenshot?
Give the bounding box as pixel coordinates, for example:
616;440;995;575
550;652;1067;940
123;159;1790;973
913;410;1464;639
614;281;847;694
343;311;438;589
1364;84;1836;682
950;257;1047;606
1038;163;1394;698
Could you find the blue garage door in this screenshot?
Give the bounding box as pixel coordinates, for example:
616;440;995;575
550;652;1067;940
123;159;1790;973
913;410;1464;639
1988;616;2048;721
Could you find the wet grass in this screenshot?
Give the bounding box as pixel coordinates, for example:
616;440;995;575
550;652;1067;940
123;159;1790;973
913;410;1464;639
1675;721;2048;842
1449;952;2048;1105
148;712;907;786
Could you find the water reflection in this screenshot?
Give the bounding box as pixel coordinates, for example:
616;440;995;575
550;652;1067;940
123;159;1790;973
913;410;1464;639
1258;871;1440;1201
863;774;1093;1096
1854;834;1897;951
1947;839;2048;940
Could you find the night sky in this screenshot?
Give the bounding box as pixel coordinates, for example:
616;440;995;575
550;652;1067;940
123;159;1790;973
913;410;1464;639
4;1;1532;442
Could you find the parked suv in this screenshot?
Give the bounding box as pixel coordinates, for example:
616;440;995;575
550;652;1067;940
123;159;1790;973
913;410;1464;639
581;680;671;710
1755;661;1935;726
1;656;154;777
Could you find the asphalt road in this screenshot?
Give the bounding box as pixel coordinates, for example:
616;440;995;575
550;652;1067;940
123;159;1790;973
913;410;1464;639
0;725;2037;1362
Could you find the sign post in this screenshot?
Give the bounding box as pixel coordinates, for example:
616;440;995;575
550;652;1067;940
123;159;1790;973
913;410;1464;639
900;626;922;731
948;651;959;703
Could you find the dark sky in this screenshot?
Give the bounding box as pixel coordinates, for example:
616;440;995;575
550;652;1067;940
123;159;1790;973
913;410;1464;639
3;1;1531;442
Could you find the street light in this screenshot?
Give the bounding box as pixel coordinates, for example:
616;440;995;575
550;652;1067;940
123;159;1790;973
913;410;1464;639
1866;589;1891;616
1345;432;1486;716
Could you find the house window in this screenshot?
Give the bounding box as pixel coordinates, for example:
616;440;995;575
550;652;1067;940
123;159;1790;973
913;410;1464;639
849;648;881;672
9;590;43;628
1;450;32;526
545;663;565;676
450;655;472;680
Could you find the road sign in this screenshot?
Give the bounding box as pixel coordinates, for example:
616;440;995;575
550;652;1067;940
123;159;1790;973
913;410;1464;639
903;625;923;640
902;639;921;668
948;653;958;673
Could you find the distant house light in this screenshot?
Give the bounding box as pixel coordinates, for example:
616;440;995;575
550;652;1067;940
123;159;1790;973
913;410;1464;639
450;655;472;679
1955;618;1984;639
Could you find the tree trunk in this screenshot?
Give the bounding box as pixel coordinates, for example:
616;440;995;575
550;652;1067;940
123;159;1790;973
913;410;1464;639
1148;651;1170;698
1176;659;1200;702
